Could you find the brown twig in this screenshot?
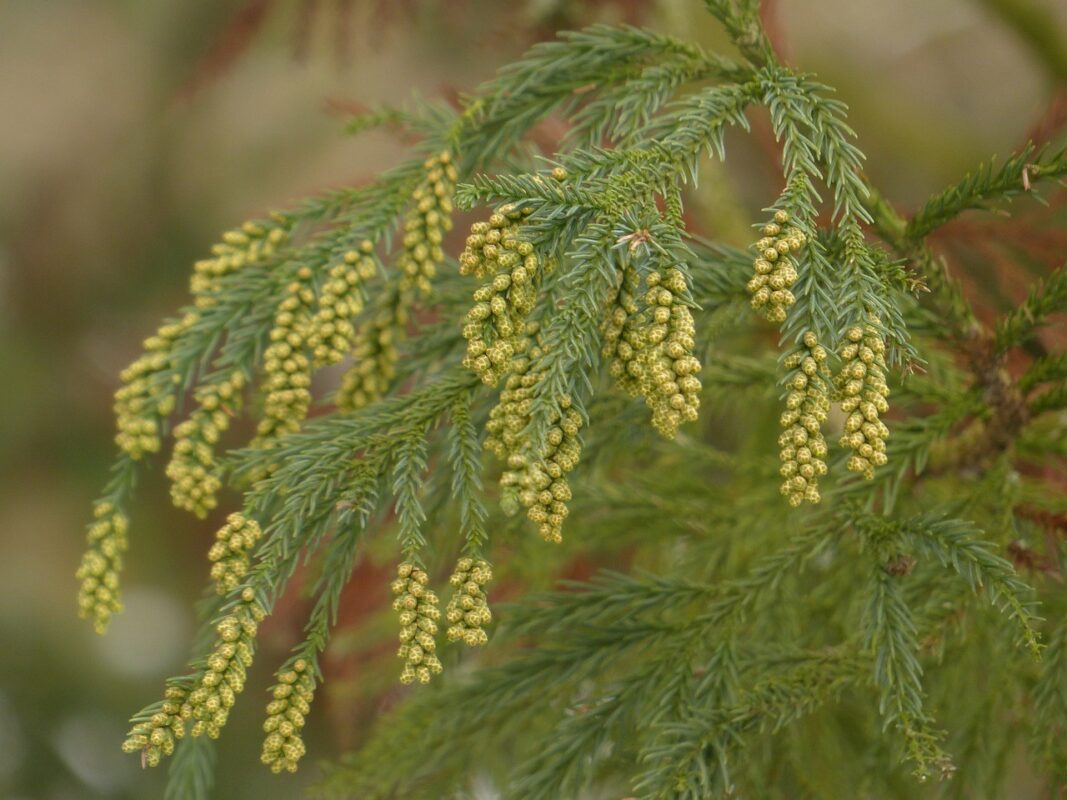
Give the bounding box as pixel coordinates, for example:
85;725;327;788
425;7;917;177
1027;89;1067;145
759;0;788;64
175;0;274;102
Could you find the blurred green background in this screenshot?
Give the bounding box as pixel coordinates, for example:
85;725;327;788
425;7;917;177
0;1;1064;797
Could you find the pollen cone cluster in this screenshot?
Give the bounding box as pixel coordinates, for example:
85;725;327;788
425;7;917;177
485;337;540;513
208;513;263;594
397;151;457;297
391;563;443;684
184;589;265;739
519;394;582;543
254;266;315;445
445;558;492;647
837;321;891;479
123;588;266;764
779;332;831;506
121;685;187;767
75;502;129;633
482;337;582;543
167;370;245;518
601;262;702;438
602;263;644;397
638;268;702;438
460;205;542;385
191;221;288;305
747;210;806;323
307;242;377;367
261;658;315;773
114;313;197;459
335;294;403;411
334;155;456;410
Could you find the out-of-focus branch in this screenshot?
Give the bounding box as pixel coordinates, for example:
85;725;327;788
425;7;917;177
864;183;1031;466
863;183;982;342
976;0;1067;84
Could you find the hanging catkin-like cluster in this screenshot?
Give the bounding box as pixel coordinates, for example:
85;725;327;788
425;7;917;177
397;151;457;297
190;222;288;304
458;206;537;280
747;211;805;323
167;370;246;518
307;243;378;367
638;268;702;438
207;513;263;594
484;336;542;510
120;685;187;767
602;262;644;397
335;294;403;412
445;558;493;647
391;563;443;684
778;332;831;506
121;589;265;760
118;221;290;475
522;394;583;544
599;256;702;438
261;658;315;773
837;320;891;479
113;314;196;460
184;589;265;738
335;153;456;410
75;502;129;634
482;336;582;543
254;266;315;445
460;206;541;385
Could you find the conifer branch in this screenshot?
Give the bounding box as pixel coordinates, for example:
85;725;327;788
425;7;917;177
1020;351;1067;393
906;143;1067;240
864;183;983;341
447;395;489;556
461;25;730;167
165;735;216;800
995;261;1067;352
904;513;1042;655
392;432;431;562
569;44;749;145
864;561;954;782
633;644;866;798
72;6;1067;796
1030;618;1067;791
702;0;776;68
1030;381;1067;415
